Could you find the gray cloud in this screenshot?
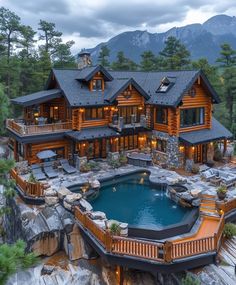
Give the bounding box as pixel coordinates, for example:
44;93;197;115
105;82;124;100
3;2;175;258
2;0;236;48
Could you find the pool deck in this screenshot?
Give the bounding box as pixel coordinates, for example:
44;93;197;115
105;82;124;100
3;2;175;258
11;162;236;274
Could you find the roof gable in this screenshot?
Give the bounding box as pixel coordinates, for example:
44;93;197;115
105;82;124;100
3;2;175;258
105;78;150;103
76;65;113;82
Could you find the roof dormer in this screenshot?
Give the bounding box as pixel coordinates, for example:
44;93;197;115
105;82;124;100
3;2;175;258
77;65;113;92
156;76;176;93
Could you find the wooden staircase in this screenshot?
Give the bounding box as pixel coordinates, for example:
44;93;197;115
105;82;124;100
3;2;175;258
199;194;219;217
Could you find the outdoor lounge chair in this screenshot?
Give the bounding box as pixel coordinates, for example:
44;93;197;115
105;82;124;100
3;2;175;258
217;170;236;187
201;169;216;181
42;161;59;178
60;159;77;174
30;164;46;181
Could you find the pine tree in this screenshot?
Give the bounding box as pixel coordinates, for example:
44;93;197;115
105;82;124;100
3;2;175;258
98;45;110;67
38;20;62;55
52;40;76;68
140;50;156;71
159;36;190;70
216;43;236;66
111;51;138;71
0;84;9;135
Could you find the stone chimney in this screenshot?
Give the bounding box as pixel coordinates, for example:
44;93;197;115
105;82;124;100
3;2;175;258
77;49;92;69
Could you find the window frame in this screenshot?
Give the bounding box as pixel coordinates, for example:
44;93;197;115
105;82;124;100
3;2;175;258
156;139;167;153
92;79;102;91
155;107;168;125
84;107;105;120
180;107;205;128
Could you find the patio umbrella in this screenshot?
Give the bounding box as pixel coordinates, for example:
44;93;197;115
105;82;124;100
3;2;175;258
36;150;57;160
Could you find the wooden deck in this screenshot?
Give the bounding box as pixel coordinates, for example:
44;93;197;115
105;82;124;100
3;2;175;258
6;119;72;136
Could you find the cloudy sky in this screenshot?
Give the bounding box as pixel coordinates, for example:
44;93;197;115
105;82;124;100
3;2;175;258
1;0;236;52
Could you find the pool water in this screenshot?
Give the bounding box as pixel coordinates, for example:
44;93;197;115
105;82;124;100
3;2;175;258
90;173;190;229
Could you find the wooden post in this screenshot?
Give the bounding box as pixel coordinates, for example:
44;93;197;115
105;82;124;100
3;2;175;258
13;139;19;161
163;241;172;263
105;230;112;252
223;139;227;156
116;266;124;285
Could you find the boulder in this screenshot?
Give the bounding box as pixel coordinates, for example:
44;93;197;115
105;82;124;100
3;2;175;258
178;192;194;202
79;198;93;212
58;186;71;200
93;219;107;229
90;179;100;189
41;264;55;275
45;195;59;206
44;188;57;197
192;198;201;207
64;193;82;204
190;189;202;198
89;211;106;220
63;200;72;211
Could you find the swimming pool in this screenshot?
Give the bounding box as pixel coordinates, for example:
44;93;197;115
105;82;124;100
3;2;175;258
90;172;191;229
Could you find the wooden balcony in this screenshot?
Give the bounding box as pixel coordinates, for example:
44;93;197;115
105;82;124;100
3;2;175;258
6;119;72;136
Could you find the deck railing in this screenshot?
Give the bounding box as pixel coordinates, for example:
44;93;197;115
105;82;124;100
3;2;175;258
6;119;72;136
216;197;236;214
10;168;44;197
74;206;225;263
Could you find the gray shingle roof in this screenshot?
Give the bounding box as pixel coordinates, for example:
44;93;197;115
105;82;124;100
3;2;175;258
11;66;220;108
66;127;120;141
179;117;233;145
11;89;62;107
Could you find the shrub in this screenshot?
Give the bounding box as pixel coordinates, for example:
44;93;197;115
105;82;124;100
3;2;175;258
110;159;121;169
181;273;200;285
88;161;100;170
191;164;200;174
223;223;236;239
217;185;227;195
28;172;37;183
119;154;127;166
80;163;91;173
109;223;120;235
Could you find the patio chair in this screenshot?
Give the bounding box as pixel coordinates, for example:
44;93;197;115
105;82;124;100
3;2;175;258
30;164;46;181
42;161;59;179
218;170;236;187
60;159;77;174
200;169;216;181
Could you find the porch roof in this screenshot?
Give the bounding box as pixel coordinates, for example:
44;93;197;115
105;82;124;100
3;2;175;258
11;89;62;107
66;127;120;141
179;117;233;145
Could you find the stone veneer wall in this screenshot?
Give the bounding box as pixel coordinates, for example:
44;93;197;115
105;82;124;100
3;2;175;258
152;130;183;168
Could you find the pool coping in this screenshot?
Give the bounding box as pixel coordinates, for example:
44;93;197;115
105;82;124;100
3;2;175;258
68;169;199;240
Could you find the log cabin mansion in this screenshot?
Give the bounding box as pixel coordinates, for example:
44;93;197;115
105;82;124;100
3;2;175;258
6;51;233;168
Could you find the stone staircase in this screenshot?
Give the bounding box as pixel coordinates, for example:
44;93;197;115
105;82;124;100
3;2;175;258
199;194;219;217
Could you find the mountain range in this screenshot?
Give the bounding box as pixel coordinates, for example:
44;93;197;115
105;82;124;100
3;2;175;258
89;14;236;65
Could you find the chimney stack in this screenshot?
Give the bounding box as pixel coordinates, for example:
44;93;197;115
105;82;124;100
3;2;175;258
77;49;92;69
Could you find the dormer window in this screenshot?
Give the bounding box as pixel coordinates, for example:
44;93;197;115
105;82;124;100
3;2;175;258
156;76;176;93
92;79;102;91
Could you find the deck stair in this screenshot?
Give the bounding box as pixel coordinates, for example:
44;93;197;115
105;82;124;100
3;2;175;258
199;194;219;217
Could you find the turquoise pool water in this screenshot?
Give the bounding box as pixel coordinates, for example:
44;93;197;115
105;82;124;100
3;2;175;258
90;172;190;229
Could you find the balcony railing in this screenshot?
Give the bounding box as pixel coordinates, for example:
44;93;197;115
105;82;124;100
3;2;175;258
110;114;147;131
6;119;72;136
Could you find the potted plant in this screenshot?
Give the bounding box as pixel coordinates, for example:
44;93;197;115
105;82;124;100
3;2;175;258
109;222;120;236
119;154;127;166
80;163;91;173
28;172;37;183
217;185;227;200
191;164;200;174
